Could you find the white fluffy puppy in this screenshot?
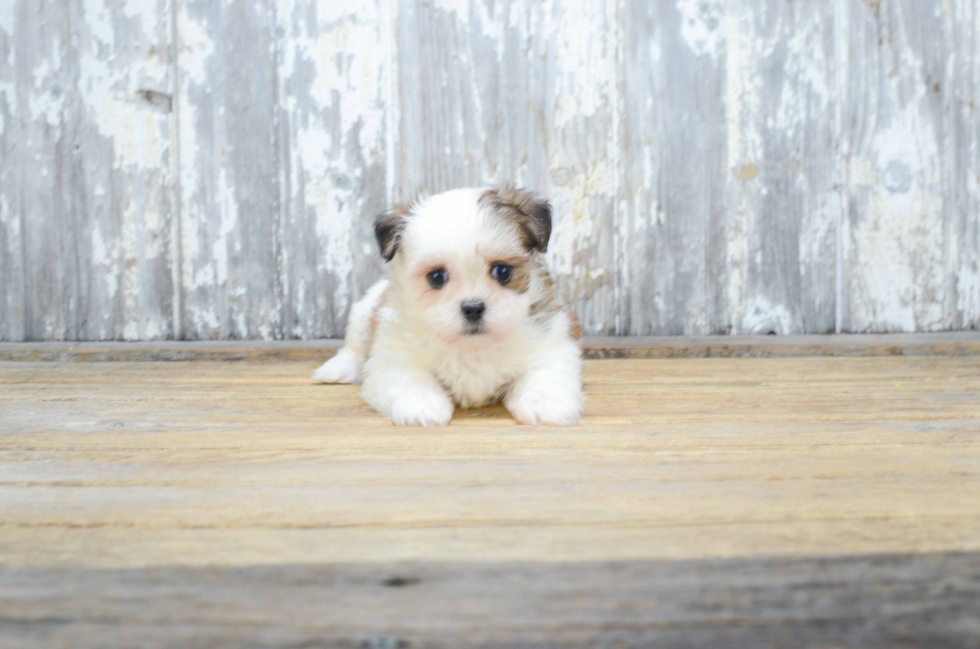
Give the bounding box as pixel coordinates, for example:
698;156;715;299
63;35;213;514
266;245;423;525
312;186;583;426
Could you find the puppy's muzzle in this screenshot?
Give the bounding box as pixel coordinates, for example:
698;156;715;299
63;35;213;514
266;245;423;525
461;300;486;324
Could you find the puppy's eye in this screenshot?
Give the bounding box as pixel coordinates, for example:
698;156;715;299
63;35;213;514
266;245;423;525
490;263;512;285
427;268;448;289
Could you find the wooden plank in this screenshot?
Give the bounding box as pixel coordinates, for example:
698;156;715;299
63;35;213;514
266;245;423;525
0;2;22;342
618;0;722;335
4;0;980;342
1;356;978;566
618;1;841;336
2;553;979;648
68;0;176;340
275;0;391;339
719;0;839;334
839;1;948;332
0;1;175;343
2;332;980;362
945;0;980;329
1;356;979;646
537;0;620;335
0;2;74;342
175;0;281;340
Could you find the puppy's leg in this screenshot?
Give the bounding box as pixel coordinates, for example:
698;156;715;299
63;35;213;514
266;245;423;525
311;279;389;384
505;317;583;425
362;367;455;426
361;357;454;427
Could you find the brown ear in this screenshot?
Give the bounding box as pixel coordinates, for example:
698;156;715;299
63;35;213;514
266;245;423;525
374;205;410;262
480;186;553;252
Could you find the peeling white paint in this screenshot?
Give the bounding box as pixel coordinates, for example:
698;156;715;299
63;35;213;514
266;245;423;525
548;160;615;279
0;4;14;36
276;0;392;332
740;296;795;335
430;0;469;19
4;0;979;341
305;6;386;163
723;8;760;168
84;0;116;50
211;163;239;287
28;59;62;127
548;0;616;128
176;0;212;304
723;8;754;325
677;0;723;60
91;224;120;301
77;0;169;172
851;103;944;331
776;21;831;130
177;4;214;86
81;74;168;169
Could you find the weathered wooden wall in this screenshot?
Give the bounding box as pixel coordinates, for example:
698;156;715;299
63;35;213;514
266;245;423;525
1;0;978;340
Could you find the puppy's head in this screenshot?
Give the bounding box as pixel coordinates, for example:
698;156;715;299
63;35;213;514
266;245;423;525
375;186;552;344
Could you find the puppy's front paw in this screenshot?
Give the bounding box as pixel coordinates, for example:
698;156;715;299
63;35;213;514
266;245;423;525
390;391;454;426
311;349;361;384
506;384;582;426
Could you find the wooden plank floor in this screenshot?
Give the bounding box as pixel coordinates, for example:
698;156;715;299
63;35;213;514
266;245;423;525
2;356;979;647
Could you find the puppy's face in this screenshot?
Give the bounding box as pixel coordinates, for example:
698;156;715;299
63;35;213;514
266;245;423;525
376;187;552;345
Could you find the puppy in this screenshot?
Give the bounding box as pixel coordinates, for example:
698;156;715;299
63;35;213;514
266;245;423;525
312;186;583;426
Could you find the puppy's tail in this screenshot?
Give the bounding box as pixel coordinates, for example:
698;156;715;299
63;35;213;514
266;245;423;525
311;279;390;384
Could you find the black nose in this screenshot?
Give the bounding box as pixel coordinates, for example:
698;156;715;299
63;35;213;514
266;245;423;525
461;300;486;323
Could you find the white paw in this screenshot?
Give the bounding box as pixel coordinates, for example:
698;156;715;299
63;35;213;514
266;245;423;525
390;391;454;426
311;348;362;384
506;385;582;426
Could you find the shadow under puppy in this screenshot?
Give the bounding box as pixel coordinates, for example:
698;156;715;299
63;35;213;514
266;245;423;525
313;186;583;426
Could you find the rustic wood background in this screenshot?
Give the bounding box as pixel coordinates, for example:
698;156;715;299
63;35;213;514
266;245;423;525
1;0;978;341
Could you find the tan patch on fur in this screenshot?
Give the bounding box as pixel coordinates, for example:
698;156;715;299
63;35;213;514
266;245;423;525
566;310;583;341
489;254;531;293
529;264;557;315
479;186;552;252
364;289;388;360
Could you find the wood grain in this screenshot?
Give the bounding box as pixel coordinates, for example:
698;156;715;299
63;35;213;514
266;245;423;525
275;0;391;339
0;2;70;342
2;332;979;362
619;0;721;335
719;0;840;335
946;0;980;330
1;355;979;646
1;356;978;566
839;1;946;332
175;0;282;340
2;553;979;648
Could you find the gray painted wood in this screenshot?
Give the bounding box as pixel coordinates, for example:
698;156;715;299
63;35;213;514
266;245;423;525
3;332;980;362
175;0;282;340
946;0;980;331
2;553;979;648
718;1;840;335
0;0;175;342
1;3;74;342
275;0;391;339
620;1;725;335
2;0;979;340
840;1;948;333
69;0;176;341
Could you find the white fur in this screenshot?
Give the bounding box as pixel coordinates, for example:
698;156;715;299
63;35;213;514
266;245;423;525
311;279;389;384
313;188;583;426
